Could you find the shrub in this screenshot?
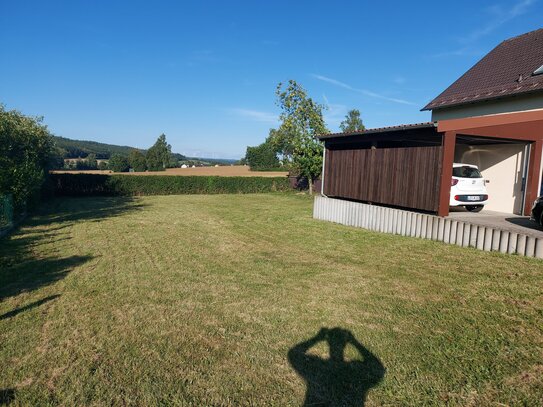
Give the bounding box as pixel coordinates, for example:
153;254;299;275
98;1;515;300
0;106;53;212
50;174;291;196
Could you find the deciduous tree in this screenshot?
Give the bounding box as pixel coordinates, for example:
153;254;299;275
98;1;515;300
275;80;328;194
108;154;130;172
128;150;147;172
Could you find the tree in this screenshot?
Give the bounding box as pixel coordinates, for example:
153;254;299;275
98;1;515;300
0;105;53;211
245;141;280;170
97;161;108;170
128;149;147;172
86;153;98;169
275;80;328;194
108;154;129;172
339;109;365;133
146;134;172;171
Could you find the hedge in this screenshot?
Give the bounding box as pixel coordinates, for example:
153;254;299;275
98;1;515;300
49;174;291;196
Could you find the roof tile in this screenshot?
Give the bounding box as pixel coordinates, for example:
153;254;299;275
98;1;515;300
423;28;543;111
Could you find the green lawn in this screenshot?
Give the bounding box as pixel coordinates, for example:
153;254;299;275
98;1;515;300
1;194;542;406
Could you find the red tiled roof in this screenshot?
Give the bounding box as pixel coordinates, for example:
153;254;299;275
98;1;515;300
423;28;543;111
318;122;435;139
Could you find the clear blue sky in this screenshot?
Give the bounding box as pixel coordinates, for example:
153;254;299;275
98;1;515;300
1;1;542;159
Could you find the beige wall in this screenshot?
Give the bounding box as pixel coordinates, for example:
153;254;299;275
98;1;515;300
454;143;527;214
432;94;543;121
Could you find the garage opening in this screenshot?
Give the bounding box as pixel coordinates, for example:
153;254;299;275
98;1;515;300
454;135;529;215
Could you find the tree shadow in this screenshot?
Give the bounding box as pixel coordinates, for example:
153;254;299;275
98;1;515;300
0;197;144;301
288;327;385;406
0;388;15;405
0;294;61;321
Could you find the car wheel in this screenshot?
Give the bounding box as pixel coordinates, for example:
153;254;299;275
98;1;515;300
465;205;484;213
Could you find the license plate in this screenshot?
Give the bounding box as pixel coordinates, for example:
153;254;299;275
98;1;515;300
467;196;480;201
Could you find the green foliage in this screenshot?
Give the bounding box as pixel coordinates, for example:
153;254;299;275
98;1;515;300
245;140;281;171
128;149;147;172
339;109;365;133
0;194;14;229
86;153;98;169
274;80;328;192
98;161;109;170
0;105;53;211
146;134;172;171
108;154;130;173
51;135;187;161
50;174;291;196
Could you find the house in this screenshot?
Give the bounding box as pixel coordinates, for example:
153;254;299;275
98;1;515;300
318;28;543;218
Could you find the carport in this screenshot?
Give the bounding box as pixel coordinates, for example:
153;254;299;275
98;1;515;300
437;110;543;216
319;110;543;218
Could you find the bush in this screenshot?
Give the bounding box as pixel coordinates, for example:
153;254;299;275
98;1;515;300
50;174;291;196
0;106;53;212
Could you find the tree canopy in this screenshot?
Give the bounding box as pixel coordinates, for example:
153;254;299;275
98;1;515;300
245;138;281;171
273;80;328;193
108;154;130;173
128;149;147;172
0;105;53;211
339;109;365;133
146;134;172;171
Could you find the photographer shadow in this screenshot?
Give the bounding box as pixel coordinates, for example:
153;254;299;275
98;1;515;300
288;327;385;406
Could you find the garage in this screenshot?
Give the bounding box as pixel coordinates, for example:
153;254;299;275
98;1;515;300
314;29;543;258
453;137;528;215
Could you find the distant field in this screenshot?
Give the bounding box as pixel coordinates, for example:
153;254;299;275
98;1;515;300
52;165;289;177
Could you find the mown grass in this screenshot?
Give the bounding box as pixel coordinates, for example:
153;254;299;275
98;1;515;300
0;194;542;406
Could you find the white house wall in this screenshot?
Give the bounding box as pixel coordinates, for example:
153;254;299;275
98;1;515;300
454;143;526;214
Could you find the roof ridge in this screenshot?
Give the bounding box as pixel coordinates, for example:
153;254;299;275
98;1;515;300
423;28;543;111
503;27;543;43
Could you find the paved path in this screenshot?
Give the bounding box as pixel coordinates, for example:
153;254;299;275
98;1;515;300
447;208;543;238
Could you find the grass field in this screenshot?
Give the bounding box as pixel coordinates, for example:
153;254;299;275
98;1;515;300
1;194;542;406
52;165;289;177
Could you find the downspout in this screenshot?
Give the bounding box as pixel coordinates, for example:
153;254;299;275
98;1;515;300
520;143;530;215
321;143;327;196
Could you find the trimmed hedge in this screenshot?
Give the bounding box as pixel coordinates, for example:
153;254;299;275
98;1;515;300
50;174;291;196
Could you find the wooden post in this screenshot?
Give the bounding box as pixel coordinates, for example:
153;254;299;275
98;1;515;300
437;131;456;217
524;139;542;215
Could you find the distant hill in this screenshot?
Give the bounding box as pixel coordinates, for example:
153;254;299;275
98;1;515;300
51;136;239;165
52;136;186;161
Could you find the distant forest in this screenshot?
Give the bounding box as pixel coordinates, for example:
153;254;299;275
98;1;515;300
52;135;187;161
52;135;237;165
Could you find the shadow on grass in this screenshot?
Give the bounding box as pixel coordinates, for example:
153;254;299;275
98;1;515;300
0;294;61;321
0;197;144;301
0;388;15;405
288;327;385;407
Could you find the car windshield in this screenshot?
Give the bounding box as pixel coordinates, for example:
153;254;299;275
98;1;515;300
453;166;482;178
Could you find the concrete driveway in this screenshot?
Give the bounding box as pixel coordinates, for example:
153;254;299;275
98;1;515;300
447;207;543;238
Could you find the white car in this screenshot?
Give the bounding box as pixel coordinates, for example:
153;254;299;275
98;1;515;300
450;163;489;212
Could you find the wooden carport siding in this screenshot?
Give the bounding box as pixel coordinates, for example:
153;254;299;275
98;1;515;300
320;110;543;217
324;145;442;212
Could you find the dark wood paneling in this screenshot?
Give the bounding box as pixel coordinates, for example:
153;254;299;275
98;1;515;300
324;145;443;212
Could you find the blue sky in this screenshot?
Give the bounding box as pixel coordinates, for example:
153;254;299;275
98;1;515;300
1;1;542;159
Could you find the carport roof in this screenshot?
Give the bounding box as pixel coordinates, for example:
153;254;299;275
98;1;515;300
423;28;543;111
318;122;435;139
